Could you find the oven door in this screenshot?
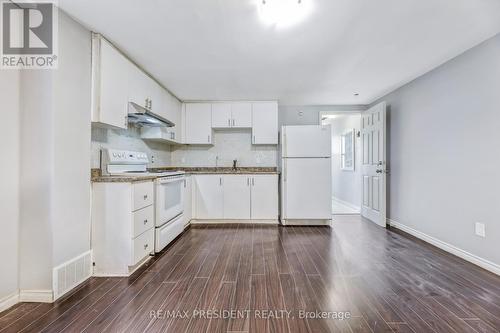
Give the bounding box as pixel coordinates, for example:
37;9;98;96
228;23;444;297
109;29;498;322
155;176;184;227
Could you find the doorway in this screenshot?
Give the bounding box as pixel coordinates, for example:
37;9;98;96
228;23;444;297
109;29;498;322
321;112;362;215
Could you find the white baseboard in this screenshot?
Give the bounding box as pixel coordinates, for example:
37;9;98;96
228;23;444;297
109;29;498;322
19;290;53;303
388;218;500;276
280;219;332;227
0;292;19;312
332;197;360;213
191;219;278;225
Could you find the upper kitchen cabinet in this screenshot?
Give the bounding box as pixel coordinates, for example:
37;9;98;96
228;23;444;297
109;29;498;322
211;102;252;128
231;102;252;128
160;89;182;142
128;64;158;112
184;103;213;144
91;34;130;129
211;103;232;128
252;101;279;144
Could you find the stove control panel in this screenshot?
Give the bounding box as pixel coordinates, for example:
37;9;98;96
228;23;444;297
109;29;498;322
105;149;149;165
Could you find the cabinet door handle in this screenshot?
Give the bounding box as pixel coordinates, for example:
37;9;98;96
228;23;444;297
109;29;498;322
219;177;222;186
144;219;148;225
252;178;255;186
232;119;235;126
144;244;149;250
143;194;148;200
228;119;231;127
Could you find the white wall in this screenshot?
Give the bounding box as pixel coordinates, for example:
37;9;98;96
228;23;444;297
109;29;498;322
279;105;365;127
52;11;92;266
0;70;20;303
372;33;500;267
18;9;93;293
19;70;54;292
327;115;361;209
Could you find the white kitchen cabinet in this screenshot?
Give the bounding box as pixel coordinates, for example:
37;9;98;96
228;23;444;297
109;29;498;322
252;102;279;144
212;103;232;128
223;175;251;219
91;34;129;129
183;175;192;226
211;102;251;128
164;93;183;142
128;63;152;110
231;103;252;128
194;175;224;219
184;103;213;144
192;174;278;221
92;181;155;276
250;175;279;219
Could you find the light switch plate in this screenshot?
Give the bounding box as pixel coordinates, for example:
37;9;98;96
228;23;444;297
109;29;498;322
475;222;485;238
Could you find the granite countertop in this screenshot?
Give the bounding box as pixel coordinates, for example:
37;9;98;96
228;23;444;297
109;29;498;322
151;167;279;175
91;167;279;183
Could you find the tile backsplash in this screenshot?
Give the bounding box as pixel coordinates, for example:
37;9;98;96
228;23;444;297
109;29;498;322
91;126;277;169
171;129;278;167
91;125;171;168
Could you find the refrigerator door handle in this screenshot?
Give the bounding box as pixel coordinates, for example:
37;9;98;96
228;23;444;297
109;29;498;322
283;130;287;158
283;160;286;182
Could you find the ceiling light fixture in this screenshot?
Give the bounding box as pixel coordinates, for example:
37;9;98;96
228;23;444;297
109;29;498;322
257;0;312;28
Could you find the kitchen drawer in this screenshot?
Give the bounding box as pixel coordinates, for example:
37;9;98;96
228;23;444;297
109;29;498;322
155;214;184;253
132;181;154;211
131;228;154;266
132;205;154;238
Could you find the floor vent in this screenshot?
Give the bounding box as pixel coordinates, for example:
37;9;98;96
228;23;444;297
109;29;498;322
53;250;92;300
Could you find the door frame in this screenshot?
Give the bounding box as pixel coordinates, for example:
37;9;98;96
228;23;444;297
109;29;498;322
319;111;362;215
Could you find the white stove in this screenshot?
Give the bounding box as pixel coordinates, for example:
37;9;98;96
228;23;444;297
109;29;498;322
101;149;186;253
101;149;184;177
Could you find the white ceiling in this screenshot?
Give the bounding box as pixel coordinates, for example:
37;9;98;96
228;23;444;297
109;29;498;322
59;0;500;105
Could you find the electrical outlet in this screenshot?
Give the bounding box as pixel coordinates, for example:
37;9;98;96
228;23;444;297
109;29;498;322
475;222;485;238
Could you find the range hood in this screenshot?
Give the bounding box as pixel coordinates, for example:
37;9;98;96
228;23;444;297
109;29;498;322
128;102;174;127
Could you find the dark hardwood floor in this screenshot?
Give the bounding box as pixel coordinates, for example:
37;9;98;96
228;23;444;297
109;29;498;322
1;215;499;333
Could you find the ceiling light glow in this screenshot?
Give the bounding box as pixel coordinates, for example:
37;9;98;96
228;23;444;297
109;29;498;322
257;0;312;28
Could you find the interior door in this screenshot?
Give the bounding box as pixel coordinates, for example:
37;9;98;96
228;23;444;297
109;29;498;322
361;102;387;227
223;175;251;219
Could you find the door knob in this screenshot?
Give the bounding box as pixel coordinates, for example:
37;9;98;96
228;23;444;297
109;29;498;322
376;169;383;173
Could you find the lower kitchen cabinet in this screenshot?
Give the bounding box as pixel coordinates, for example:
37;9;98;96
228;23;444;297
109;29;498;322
194;175;224;219
193;174;278;221
223;175;251;219
92;180;155;276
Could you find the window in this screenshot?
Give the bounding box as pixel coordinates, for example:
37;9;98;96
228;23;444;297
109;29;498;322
341;129;355;171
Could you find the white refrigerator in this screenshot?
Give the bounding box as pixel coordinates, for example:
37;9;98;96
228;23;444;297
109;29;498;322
280;125;332;225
